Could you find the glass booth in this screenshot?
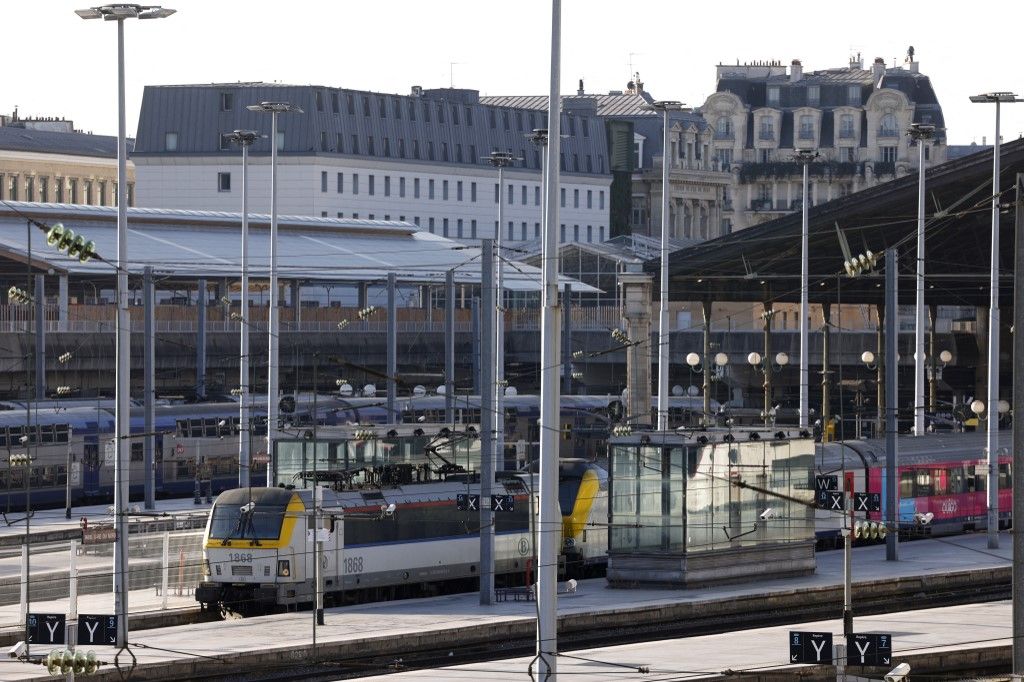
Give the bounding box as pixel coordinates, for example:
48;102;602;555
607;428;816;587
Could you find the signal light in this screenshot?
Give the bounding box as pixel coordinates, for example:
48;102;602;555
8;286;34;305
46;649;100;676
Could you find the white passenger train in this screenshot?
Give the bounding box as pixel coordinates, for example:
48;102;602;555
196;459;607;612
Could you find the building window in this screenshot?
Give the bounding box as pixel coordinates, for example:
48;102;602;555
276;131;285;151
368;175;375;196
847;85;861;106
320;131;328;151
767;86;780;107
508;221;514;240
521;185;527;205
503;111;510;130
55;177;64;203
598;155;605;173
441;142;449;162
457;218;463;237
336;133;344;153
428;217;435;233
587;225;593;242
384;176;391;197
408;100;416;120
759;148;771;163
599;191;604;210
443;180;449;200
219;133;232;151
457;181;463;201
839;114;855;139
880;146;897;163
427;141;435;160
455;144;463;163
399;177;406;197
40;177;48;203
331;92;339;113
471;219;477;238
437;103;445;123
320;171;327;192
573;189;579;208
471;182;477;202
879;113;898;137
806;85;820;106
469;145;477;164
758;116;774;140
586;155;593;172
321;211;328;217
165;132;178;151
840;147;855;162
383;137;391;157
452;106;460;125
507;184;513;205
352;173;359;195
443;218;449;237
587;190;592;209
398;138;406;158
798;115;814;140
582;118;589;137
69;178;77;203
560;188;566;207
314;90;324;112
559;224;565;242
378;97;387;117
535;222;540;238
414;178;420;198
573;225;579;241
26;177;35;202
347;94;355;115
220;92;233;111
521;222;527;240
337;173;344;193
429;179;435;200
362;96;371;116
367;136;375;155
494;183;499;203
83;180;91;205
535;186;541;206
351;135;359;154
716;148;733;170
423;101;431;122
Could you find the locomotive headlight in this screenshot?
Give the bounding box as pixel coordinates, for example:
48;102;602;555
203;559;211;577
563;537;576;548
277;559;291;577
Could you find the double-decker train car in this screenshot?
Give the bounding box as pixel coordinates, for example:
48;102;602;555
196;457;608;612
813;432;1011;547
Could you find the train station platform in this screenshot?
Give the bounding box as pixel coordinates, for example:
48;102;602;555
0;531;1013;681
0;497;211;546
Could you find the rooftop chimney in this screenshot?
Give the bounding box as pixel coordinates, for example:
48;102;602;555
872;57;885;86
790;59;803;82
578;78;584;96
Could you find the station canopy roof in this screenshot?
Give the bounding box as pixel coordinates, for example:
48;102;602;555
0;202;595;292
654;138;1024;308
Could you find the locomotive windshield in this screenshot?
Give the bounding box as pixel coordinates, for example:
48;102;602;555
208;488;294;541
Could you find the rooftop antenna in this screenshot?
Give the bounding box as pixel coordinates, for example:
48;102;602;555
628;52;643;80
449;62;463;89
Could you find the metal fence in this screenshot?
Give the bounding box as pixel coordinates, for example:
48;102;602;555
2;529;204;629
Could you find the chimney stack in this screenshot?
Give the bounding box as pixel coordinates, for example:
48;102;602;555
790;59;803;82
872;57;885;86
578;78;584;96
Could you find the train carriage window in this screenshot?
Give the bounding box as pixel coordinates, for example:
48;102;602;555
973;470;986;493
899;471;914;498
999;463;1011;490
914;470;933;497
41;425;55;444
130;442;143;463
948;467;966;495
932;468;948;496
55;425;69;443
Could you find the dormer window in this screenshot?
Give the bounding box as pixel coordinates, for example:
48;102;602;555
758;116;775;140
798;115;814;140
847;85;861;106
767;86;780;107
839;114;855;138
806;85;820;107
879;113;898;137
715;117;733;139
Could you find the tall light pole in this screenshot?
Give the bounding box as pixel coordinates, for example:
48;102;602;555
75;2;175;650
487;151;515;502
908;123;935;437
970;91;1021;549
794;148;817;429
247;102;303;487
537;0;562;677
228;130;259;488
641;101;684;431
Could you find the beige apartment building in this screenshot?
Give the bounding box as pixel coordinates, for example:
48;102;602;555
0;112;134;207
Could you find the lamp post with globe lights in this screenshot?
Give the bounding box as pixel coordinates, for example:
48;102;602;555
746;351;790;424
685;351;729;424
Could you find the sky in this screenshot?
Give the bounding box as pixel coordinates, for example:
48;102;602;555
3;1;1023;145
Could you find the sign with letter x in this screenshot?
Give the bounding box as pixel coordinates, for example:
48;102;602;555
853;492;882;512
456;493;480;511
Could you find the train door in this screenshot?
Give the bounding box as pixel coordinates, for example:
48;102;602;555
82;439;101;496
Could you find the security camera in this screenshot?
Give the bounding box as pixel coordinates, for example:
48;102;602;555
18;435;28;445
8;641;26;659
759;508;777;520
381;503;396;516
884;662;910;682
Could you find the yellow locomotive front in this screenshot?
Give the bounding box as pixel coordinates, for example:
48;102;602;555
197;487;306;612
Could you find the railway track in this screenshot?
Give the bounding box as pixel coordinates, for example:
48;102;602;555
143;566;1011;682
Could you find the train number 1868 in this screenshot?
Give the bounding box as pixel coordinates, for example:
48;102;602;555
229;553;253;563
343;556;364;574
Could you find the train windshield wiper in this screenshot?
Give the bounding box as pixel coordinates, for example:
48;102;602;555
221;501;260;546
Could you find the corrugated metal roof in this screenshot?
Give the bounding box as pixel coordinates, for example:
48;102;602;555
133;84;608;177
479;93;661;118
0;201;595;292
0;126;130;158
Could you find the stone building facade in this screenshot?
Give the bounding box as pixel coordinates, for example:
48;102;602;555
701;52;947;231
